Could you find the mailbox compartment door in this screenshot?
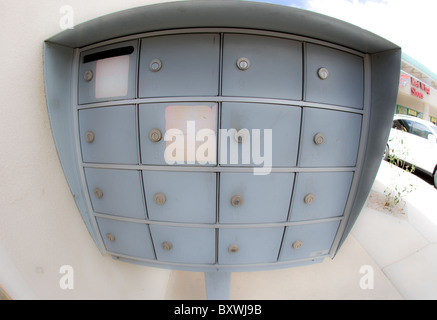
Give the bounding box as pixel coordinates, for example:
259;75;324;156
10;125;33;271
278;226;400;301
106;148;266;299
78;105;138;165
150;225;216;264
96;218;155;260
139;34;220;98
299;108;362;167
142;171;216;223
85;168;146;219
219;172;294;223
222;34;302;100
220;103;301;167
78;40;137;105
139;102;218;166
289;171;353;222
279;220;340;261
218;227;284;265
305;43;364;109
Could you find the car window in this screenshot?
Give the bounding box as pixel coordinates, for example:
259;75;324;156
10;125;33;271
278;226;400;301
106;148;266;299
392;119;412;132
432;124;437;136
411;121;432;139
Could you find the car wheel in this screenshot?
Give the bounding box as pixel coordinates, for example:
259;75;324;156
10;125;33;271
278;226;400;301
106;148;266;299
434;171;437;189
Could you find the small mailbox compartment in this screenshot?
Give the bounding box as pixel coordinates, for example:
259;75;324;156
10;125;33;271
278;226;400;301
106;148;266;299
142;171;216;223
289;171;353;221
305;43;364;109
139;34;220;97
218;227;284;265
96;218;155;260
139;102;218;166
78;40;138;105
279;220;340;262
219;172;294;223
85;168;146;220
220;102;301;167
78;105;138;165
150;225;216;264
222;34;302;100
299;108;362;167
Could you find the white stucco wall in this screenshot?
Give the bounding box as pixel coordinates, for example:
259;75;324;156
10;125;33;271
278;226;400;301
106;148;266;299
0;0;177;300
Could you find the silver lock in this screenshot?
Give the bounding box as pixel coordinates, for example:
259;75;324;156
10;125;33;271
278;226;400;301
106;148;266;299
149;59;162;72
317;67;329;80
228;244;239;253
236;57;251;71
149;128;163;142
304;193;315;205
154;192;166;205
94;188;103;199
292;240;303;249
313;133;325;145
231;195;243;207
83;70;93;82
85;131;95;143
106;233;116;242
161;241;173;251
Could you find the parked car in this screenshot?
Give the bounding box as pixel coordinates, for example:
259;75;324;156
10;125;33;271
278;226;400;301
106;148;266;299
385;114;437;188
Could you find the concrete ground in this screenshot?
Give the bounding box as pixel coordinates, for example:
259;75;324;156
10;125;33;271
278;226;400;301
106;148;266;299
164;160;437;300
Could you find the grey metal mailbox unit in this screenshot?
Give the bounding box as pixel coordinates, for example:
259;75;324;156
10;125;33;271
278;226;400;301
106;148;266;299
44;1;401;299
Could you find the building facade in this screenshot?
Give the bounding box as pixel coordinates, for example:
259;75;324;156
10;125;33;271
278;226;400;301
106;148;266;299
398;53;437;124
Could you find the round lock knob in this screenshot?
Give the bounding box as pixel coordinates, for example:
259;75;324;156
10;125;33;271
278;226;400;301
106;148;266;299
161;241;173;251
154;192;166;205
236;57;251;71
85;131;95;143
292;240;303;249
234;129;249;143
149;59;162;72
231;195;243;207
83;70;93;82
313;133;325;145
94;188;103;199
317;67;329;80
228;244;239;253
304;193;315;205
106;233;115;242
149;128;162;142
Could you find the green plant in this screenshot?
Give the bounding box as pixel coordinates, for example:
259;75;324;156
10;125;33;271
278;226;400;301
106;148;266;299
384;131;416;213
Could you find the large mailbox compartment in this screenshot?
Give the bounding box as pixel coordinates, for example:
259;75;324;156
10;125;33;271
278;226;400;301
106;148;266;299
44;1;401;300
78;40;138;105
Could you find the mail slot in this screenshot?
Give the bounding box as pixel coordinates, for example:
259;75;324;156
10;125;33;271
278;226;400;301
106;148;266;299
222;34;302;100
84;168;146;220
279;220;341;262
220;102;301;167
219;172;294;223
79;105;138;165
96;217;155;260
139;34;220;97
299;108;362;167
305;43;364;109
44;1;402;300
142;171;216;223
139;102;218;166
149;225;216;264
218;227;284;265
